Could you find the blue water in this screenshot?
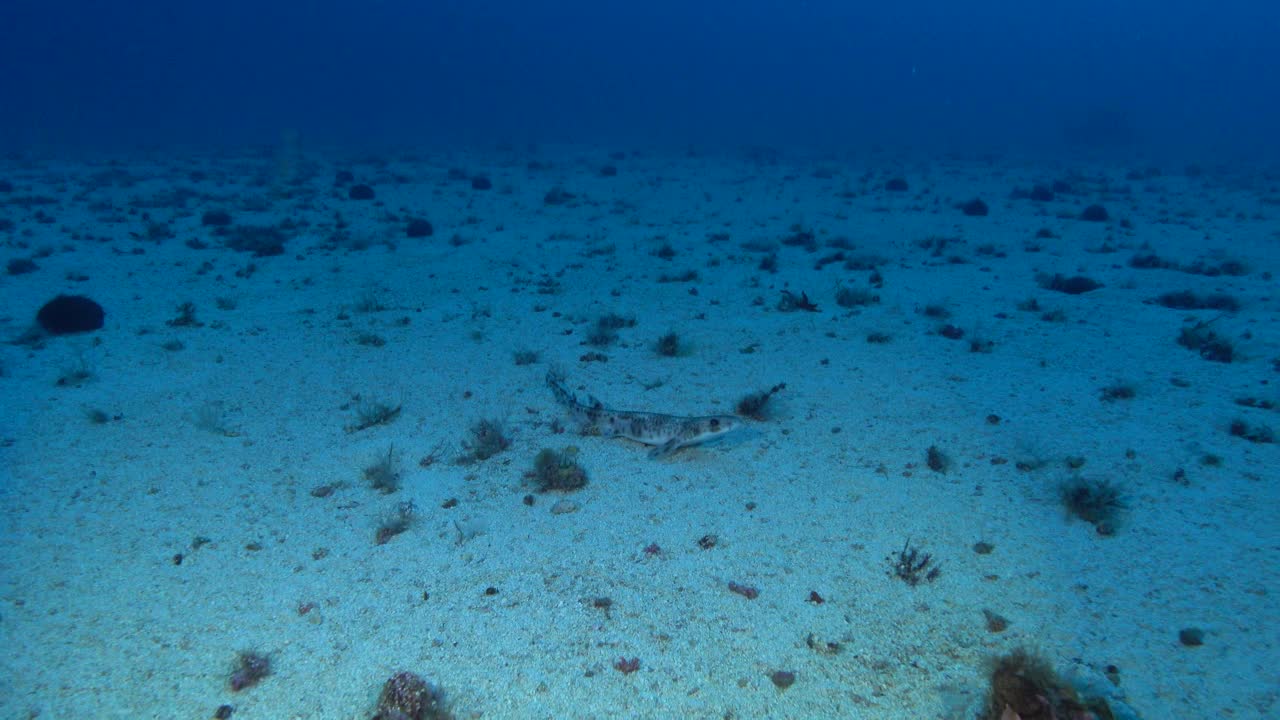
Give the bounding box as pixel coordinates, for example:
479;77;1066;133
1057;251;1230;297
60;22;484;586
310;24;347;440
3;0;1278;156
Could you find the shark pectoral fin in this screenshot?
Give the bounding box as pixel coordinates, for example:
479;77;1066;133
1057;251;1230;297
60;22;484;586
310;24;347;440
648;438;683;459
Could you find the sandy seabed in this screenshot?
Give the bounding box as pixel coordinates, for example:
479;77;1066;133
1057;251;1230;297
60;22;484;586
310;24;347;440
1;145;1276;719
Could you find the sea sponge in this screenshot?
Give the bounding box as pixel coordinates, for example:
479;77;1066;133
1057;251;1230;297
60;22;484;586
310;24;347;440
36;295;104;335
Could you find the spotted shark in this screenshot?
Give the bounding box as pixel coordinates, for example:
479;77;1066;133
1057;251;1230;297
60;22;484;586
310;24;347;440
546;370;740;458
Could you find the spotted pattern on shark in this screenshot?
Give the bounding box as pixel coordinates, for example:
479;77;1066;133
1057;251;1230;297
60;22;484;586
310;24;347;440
546;370;739;457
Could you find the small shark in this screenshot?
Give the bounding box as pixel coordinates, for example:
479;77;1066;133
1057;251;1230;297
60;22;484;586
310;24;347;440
546;370;740;458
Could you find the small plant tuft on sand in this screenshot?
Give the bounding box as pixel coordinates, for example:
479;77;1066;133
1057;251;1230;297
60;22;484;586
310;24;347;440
347;398;402;433
459;418;511;463
1059;476;1127;535
528;447;589;492
735;383;786;421
887;538;941;586
364;445;402;494
375;500;417;545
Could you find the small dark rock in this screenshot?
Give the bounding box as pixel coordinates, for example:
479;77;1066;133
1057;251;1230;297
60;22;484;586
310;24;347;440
1029;184;1054;202
768;670;797;690
544;187;574;205
1178;627;1205;646
222;225;287;257
201;209;233;226
7;257;37;275
925;445;949;473
983;609;1009;632
1040;273;1102;295
960;198;989;216
1080;204;1109;222
406;218;434;238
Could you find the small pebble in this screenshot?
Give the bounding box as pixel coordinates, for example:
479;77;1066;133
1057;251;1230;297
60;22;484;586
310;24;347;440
1179;627;1205;646
214;705;234;719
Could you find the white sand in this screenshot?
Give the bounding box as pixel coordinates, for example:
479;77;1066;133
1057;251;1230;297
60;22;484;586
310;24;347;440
1;146;1276;719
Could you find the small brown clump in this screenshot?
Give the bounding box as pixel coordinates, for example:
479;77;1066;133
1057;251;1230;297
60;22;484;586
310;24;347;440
613;657;641;674
982;609;1009;632
736;383;786;420
768;670;796;690
373;670;450;720
926;445;949;473
984;648;1112;720
1179;627;1205;646
229;651;271;692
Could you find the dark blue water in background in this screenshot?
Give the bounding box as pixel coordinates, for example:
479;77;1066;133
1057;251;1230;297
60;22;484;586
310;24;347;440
2;0;1277;157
